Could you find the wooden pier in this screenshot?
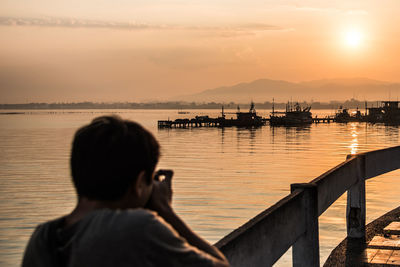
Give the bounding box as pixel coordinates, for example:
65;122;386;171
158;117;220;128
215;146;400;266
312;117;335;123
158;116;336;128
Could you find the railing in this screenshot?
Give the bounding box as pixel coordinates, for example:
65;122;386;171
215;146;400;267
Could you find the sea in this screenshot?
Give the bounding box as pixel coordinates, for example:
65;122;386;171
0;109;399;266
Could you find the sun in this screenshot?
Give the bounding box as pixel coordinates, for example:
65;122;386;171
344;29;363;48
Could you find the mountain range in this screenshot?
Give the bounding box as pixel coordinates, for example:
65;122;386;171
176;78;400;102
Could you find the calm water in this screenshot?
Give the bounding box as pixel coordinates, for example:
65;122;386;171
0;109;399;266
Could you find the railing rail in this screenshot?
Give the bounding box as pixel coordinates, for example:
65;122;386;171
215;145;400;267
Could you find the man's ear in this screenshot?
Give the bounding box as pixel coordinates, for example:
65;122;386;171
133;170;147;198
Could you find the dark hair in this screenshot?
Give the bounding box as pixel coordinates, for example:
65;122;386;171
70;116;160;201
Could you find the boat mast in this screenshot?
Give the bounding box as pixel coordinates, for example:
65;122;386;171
250;101;255;113
272;98;275;115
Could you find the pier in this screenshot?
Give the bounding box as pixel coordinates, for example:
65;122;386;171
158;116;336;128
214;146;400;266
158;117;221;128
312;117;335;123
159;103;266;128
158;101;400;128
325;206;400;266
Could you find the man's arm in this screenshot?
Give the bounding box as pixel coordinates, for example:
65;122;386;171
146;170;230;267
157;205;228;265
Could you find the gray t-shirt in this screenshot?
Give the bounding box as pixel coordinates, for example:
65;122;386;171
22;209;214;267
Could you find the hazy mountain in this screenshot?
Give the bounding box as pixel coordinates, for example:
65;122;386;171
176;78;400;102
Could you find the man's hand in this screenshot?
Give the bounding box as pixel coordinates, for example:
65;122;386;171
146;169;174;214
145;169;230;267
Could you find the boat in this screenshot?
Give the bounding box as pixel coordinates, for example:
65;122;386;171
365;101;400;123
218;102;266;127
269;102;312;126
334;106;363;123
178;109;190;114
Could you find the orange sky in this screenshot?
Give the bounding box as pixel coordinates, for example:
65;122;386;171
0;1;399;103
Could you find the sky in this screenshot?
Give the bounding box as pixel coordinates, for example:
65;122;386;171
0;0;399;103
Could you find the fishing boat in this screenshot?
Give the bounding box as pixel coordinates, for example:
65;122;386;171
365;101;400;123
334;106;363;123
269;102;312;126
218;102;265;127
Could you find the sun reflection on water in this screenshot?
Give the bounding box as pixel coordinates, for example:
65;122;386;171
350;123;359;154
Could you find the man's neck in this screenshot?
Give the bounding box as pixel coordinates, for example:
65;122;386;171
64;197;135;228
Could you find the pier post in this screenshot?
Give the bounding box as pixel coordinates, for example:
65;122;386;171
291;183;320;267
346;155;366;238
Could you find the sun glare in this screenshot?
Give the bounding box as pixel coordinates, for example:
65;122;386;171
344;29;363;48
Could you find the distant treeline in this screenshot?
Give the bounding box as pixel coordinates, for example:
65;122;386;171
0;99;382;110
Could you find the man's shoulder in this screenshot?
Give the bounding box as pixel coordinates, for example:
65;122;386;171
30;217;64;241
22;217;65;267
30;208;164;238
91;208;159;226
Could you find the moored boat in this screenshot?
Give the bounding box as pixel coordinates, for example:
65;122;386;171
366;101;400;123
334;106;363;123
269;102;312;126
218;102;265;127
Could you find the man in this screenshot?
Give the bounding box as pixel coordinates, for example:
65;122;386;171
22;116;230;267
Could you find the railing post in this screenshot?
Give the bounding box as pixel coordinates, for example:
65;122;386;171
346;155;366;238
291;183;320;267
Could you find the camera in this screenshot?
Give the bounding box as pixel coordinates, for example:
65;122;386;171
154;169;173;182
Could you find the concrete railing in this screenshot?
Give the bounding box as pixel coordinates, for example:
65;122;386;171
215;146;400;267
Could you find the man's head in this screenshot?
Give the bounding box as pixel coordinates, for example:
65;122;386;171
70;116;160;203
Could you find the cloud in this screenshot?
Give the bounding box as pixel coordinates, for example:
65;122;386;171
0;16;163;30
188;23;293;38
0;16;289;35
188;23;283;32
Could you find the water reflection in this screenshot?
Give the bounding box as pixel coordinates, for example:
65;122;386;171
220;127;225;146
350;123;359;155
270;125;311;152
235;127;260;154
384;125;399;142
